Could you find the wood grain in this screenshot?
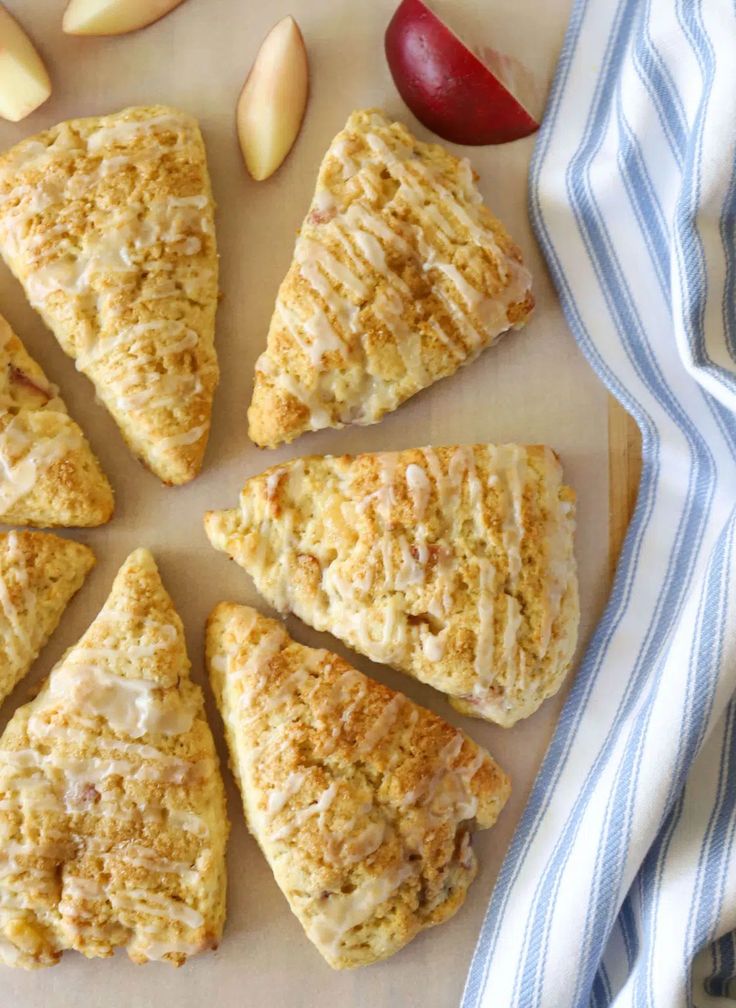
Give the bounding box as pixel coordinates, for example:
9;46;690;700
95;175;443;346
608;395;643;580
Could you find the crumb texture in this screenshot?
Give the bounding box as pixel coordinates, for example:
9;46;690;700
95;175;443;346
247;108;534;448
205;443;579;726
0;548;229;969
0;106;219;485
0;530;94;704
0;314;113;526
206;603;510;968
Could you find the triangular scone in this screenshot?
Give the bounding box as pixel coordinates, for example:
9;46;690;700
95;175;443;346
206;603;510;969
0;548;228;969
0;315;113;526
0;106;219;485
205;444;579;727
0;530;94;705
247;108;534;448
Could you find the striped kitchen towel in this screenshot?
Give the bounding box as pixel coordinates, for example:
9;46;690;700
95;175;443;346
462;1;736;1007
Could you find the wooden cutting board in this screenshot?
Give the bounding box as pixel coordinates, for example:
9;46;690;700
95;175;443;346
608;396;643;579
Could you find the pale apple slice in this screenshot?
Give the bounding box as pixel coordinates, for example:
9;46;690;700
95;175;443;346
385;0;541;145
62;0;186;36
237;16;309;182
0;5;51;123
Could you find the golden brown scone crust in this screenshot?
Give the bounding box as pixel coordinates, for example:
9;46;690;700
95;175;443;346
247;108;534;448
0;549;229;969
0;530;94;704
0;106;219;485
0;314;113;526
206;603;510;969
205;444;579;727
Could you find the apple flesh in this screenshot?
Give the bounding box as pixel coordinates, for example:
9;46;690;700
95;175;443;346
385;0;540;145
62;0;187;36
237;16;309;182
0;5;51;122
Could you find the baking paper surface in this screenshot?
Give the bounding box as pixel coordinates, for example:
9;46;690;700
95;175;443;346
0;1;609;1005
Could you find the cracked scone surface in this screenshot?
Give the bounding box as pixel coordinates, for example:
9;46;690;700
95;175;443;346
205;444;579;727
0;314;113;526
206;603;510;969
0;549;228;969
0;106;219;485
0;530;94;706
247;108;534;448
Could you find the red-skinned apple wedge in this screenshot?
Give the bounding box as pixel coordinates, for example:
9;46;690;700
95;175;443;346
237;16;309;182
62;0;187;36
0;5;51;122
385;0;540;145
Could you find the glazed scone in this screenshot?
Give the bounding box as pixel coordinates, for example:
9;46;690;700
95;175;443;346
247;108;534;448
205;444;579;727
0;106;219;485
0;530;94;705
0;314;113;526
206;603;510;969
0;548;229;969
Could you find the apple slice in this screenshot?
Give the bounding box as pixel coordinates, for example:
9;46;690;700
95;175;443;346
62;0;187;36
237;16;309;182
385;0;540;145
0;5;51;123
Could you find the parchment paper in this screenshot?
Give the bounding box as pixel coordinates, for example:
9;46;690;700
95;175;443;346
0;2;609;1005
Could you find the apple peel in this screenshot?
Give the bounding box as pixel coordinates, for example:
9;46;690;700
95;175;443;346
237;16;309;182
0;5;51;123
62;0;187;37
385;0;541;145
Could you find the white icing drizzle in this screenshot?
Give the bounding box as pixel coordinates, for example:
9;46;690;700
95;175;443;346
340;820;386;866
422;446;462;514
0;543;220;966
393;534;425;591
167;810;209;839
299;237;367;298
258;112;531;435
115;845;200;885
78;319;199;370
421;625;449;662
356;695;404;755
233;441;576;727
153;422;208;453
111;889;203;929
142;935;204;962
265;467;285;500
0;111;214;464
237;626;288;710
330;137;359;179
255;352;331;431
539;448;575;654
405;462;430;520
401;734;484;837
0;531;33;669
270;782;338;842
306;863;416;960
0;414;83;516
276;302;342;368
0;645;212;964
501;594;523;673
86;113;186;153
43;663;196;739
266;771;306;817
496;443;526;588
213;612;502;970
62;875;105;902
308;666;368;753
473;560;496;693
